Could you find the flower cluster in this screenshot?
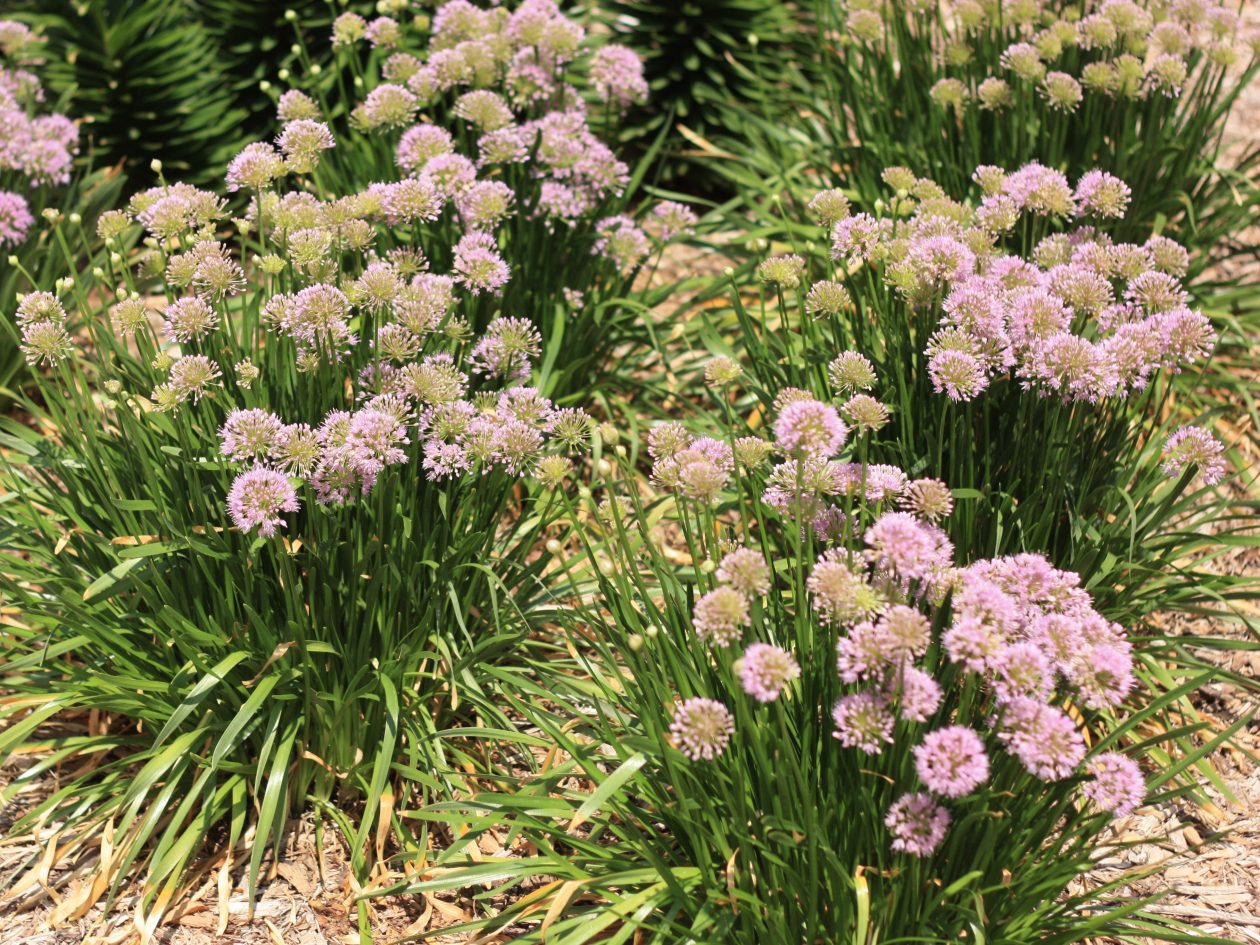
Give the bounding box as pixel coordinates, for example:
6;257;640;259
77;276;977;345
871;0;1260;116
824;164;1213;405
656;399;1145;858
320;0;657;233
0;21;78;247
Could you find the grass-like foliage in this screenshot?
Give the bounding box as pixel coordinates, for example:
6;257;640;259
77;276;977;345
712;0;1260;275
375;395;1242;943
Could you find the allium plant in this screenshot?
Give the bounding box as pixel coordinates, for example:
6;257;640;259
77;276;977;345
716;0;1260;274
381;399;1237;943
267;0;692;396
0;19;123;393
711;163;1255;627
0;153;599;916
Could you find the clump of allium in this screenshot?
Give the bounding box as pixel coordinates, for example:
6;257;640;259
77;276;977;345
227;467;300;537
1083;752;1145;816
670;698;734;761
1161;425;1225;485
737;643;801;703
885;793;950;857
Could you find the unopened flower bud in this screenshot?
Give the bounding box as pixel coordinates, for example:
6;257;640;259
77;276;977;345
42;208;61;223
628;633;645;652
700;559;716;574
259;80;271;92
92;267;105;279
596;458;612;477
278;68;290;81
6;255;16;267
150;159;162;173
310;63;322;76
545;539;563;555
284;9;298;21
645;624;660;638
68;212;82;225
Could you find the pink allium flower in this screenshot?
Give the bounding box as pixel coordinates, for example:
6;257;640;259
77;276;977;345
646;200;698;242
836;620;894;683
864;512;953;583
397;124;455;174
998;697;1086;781
1161;425;1225;485
885;792;950;857
1067;641;1134;709
0;190;33;247
716;548;771;597
220;408;284;463
831;213;888;261
670;698;734;761
453;230;510;295
421;440;470;481
590;45;648;108
928;349;989;401
276;119;335;173
1074;170;1131;218
422;152;477;198
469;316;541;380
1083;752;1145;816
227;467;299;537
593;215;650;274
491;418;544;476
375;177;444;225
991;641;1054;703
20;320;73;366
773;399;848;457
914;726;990;798
737;643;800;702
831;692;894;753
163;296;219;344
692;586;750;647
347;408;410;475
225;142;284;192
890;666;943;722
